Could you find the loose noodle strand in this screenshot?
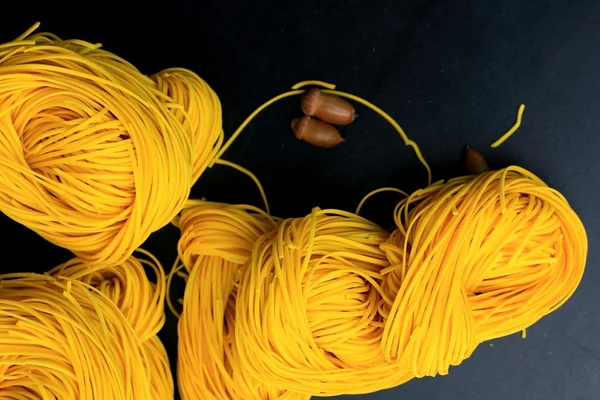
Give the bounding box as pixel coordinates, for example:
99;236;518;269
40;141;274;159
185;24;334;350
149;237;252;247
491;104;525;148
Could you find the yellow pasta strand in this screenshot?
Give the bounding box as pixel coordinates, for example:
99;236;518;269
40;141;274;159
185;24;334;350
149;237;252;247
0;250;173;399
355;187;409;215
0;24;222;266
491;104;525;148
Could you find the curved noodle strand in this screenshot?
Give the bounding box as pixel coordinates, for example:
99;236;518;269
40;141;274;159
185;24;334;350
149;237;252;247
491;104;525;148
356;187;409;215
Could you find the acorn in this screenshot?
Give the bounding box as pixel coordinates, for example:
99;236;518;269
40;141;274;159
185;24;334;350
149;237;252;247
465;145;490;174
291;116;344;149
301;87;356;125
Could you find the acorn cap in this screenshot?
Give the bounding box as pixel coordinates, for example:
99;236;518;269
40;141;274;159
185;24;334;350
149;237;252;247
291;116;311;140
300;88;321;116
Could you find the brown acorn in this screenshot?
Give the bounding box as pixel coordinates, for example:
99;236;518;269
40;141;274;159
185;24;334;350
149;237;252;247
291;116;344;148
465;145;490;174
301;88;356;125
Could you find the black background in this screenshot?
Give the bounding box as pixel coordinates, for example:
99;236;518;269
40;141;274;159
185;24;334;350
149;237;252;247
1;0;599;399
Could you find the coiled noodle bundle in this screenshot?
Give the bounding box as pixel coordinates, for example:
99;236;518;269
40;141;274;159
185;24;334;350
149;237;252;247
0;24;222;265
0;250;173;399
380;167;587;377
176;166;586;397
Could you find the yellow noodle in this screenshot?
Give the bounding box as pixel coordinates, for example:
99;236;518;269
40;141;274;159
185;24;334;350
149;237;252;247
491;104;525;148
173;73;435;395
355;187;409;215
0;24;222;266
0;248;173;399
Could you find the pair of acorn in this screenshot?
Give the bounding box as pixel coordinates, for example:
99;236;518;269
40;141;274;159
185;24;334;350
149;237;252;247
291;88;356;148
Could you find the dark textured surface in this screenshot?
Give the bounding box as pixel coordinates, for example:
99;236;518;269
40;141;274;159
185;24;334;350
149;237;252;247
1;0;600;399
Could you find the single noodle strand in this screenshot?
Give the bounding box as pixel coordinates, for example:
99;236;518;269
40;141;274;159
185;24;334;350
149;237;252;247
491;104;525;148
